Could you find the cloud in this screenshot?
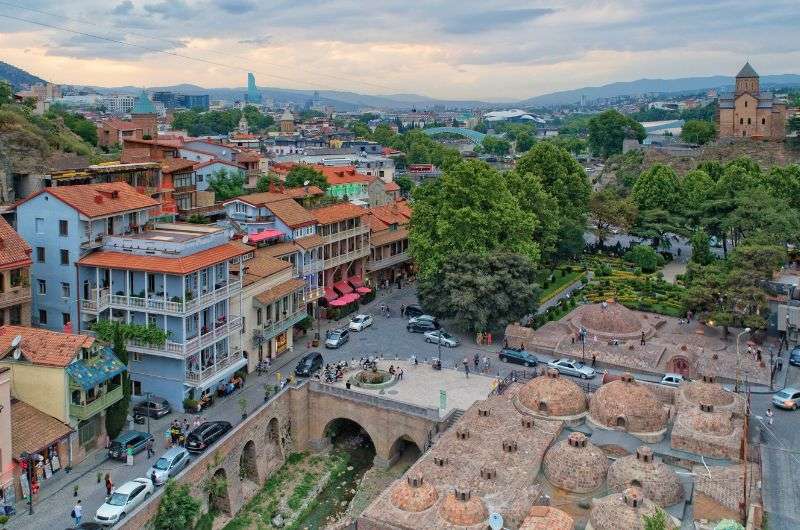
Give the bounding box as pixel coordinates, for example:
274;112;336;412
143;0;192;19
441;8;555;34
215;0;257;14
238;35;272;45
110;0;134;15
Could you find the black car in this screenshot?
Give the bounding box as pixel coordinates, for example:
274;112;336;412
295;351;323;377
186;421;232;453
407;319;440;333
790;347;800;367
132;396;172;418
404;304;424;319
498;347;538;367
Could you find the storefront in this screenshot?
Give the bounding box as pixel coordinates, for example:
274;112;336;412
276;331;289;354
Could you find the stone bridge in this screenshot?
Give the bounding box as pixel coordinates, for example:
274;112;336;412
119;380;445;529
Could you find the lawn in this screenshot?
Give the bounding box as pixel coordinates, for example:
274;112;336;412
538;268;586;304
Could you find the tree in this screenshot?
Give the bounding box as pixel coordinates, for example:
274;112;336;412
643;508;669;530
681;119;716;144
589;188;638;248
395;176;414;196
631;208;685;249
515;131;535;152
255;173;282;192
696;160;724;181
554;219;587;261
0;81;11;105
624;244;665;273
588;109;646;158
690;229;714;265
102;323;131;440
284;165;328;190
350;121;371;138
241;105;274;131
207;169;245;201
764;164;800;210
481;136;511;156
680;169;714;216
153;481;201;530
632;164;680;212
417;253;540;333
724;188;800;247
371;123;396;146
409;160;539;279
504;170;561;261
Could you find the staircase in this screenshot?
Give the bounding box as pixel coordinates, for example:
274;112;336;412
425;408;465;452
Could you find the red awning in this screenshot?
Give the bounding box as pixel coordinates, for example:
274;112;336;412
334;280;353;295
330;293;360;306
249;229;283;243
348;276;364;288
329;298;349;307
355;287;372;294
324;286;338;301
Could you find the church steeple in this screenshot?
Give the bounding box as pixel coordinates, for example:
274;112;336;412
735;62;759;95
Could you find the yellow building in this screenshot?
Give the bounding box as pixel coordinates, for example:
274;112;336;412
718;62;787;140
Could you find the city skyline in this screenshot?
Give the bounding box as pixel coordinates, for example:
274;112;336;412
1;0;799;100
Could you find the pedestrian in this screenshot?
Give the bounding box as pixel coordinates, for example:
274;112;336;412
146;438;154;458
463;359;470;378
473;353;479;368
486;332;492;345
766;407;774;426
71;500;82;526
503;338;508;348
398;368;404;380
757;349;762;362
105;474;113;497
591;354;596;368
183;418;190;433
400;304;405;317
640;331;646;346
151;470;158;486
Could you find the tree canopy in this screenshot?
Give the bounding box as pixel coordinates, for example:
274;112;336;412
632;164;680;212
588;109;646;158
207;168;245;201
172;106;273;136
681;119;716;145
284;165;329;190
589;188;637;248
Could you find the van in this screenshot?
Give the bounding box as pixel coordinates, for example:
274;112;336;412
108;430;154;460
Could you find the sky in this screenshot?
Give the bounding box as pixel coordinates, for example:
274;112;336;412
1;0;799;101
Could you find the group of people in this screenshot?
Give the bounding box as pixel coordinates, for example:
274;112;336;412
166;418;198;448
388;365;404;380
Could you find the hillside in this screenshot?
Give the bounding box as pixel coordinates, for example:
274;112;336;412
0;61;46;89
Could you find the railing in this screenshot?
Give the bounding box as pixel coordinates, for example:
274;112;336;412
127;316;243;359
98;278;241;316
493;369;537;395
80;288;110;313
260;309;307;338
366;252;410;271
309;380;441;420
185;347;244;383
302;260;324;274
69;384;124;421
321;225;369;244
303;286;324;302
0;286;32;307
323;247;370;270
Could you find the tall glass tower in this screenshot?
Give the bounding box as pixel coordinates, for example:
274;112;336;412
245;72;262;104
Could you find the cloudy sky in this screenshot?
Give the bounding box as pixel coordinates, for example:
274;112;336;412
1;0;799;100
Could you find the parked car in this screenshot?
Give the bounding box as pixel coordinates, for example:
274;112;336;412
498;347;538;367
132;396;171;419
408;314;437;325
660;373;685;387
147;446;191;486
789;347;800;367
94;477;153;526
349;314;374;332
547;358;596;379
325;328;350;348
108;431;154;461
772;387;800;410
404;304;425;319
186;421;233;453
424;330;459;348
295;351;323;377
407;319;440;333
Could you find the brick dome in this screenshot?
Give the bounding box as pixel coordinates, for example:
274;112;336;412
438;488;487;526
589;487;675;530
390;474;438;512
589;374;668;434
518;369;588;417
543;432;609;493
520;505;575;530
680;375;735;407
607;447;684;507
569;301;652;340
688;404;735;436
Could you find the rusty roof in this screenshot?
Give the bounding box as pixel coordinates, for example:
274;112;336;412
311;202;366;225
160;158;196;174
11;400;74;457
256;241;301;258
0;217;32;269
241;250;292;286
254;278;305;306
0;325;94;367
370;227;408;247
16;182;159;219
295;234;324;249
267;198;317;228
77;242;252;275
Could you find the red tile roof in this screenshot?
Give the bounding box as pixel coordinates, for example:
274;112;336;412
236;150;261;163
384;181;400;192
254;278;306;306
101;118;141;131
371;227;409;247
267;199;317;228
78;242;252;275
312;203;366;225
0;217;32;269
0;325;94;367
11;400;74;457
281;186;325;198
368;201;411;227
160;158;196;174
272;163;370;185
225;192;289;207
295;233;324;249
240;250;292;286
16;182;160;219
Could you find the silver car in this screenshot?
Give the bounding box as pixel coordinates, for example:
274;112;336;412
772;387;800;410
660;373;685;387
424;330;459;348
546;358;596;379
147;446;190;486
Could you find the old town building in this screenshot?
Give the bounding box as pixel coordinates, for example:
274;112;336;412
718;62;787;140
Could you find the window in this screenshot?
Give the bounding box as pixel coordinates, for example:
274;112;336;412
60;249;69;265
59;220;68;236
37;279;46;295
747;118;751;125
740;118;744;125
132;380;142;396
35;218;45;234
745;100;748;107
61;282;70;298
762;118;766;125
9;269;20;287
256;308;263;326
78;415;101;446
132;352;142;362
9;305;21;325
62;313;71;326
36;247;45;263
38;309;47;324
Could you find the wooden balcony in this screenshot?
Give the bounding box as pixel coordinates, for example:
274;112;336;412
69;384;124;421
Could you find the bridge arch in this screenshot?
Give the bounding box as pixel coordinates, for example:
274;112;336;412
207;467;233;515
388;435;422;465
239;440;259;484
422;127;487;144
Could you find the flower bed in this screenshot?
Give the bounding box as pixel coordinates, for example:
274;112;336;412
582;269;685;318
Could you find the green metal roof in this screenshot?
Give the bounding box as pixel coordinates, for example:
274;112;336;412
132;90;157;114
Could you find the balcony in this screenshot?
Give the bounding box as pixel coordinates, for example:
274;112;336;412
301;259;324;275
185;347;244;384
366;251;411;272
323;247;370;270
127;316;243;359
80;288;110;313
303;286;324;303
0;285;32;308
258;308;307;338
321;225;369;244
69;384;124;421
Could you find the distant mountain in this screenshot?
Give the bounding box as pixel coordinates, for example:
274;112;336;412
519;74;800;107
0;61;46;90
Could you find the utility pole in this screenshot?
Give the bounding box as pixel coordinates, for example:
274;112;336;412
735;327;751;393
145;391;152;435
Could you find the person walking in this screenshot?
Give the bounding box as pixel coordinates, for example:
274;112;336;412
105;474;113;497
640;331;646;346
146;437;155;459
766;406;774;426
463;358;470;378
400;304;405;317
591;354;596;368
71;500;82;526
473;353;479;369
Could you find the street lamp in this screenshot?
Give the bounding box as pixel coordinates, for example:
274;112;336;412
735;327;751;392
19;451;43;515
579;327;587;362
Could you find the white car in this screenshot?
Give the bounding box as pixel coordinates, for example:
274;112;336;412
660;373;685;387
94;477;154;526
349;314;374;332
424;330;459;348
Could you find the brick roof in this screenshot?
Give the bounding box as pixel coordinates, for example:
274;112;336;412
226;192;289;207
364;214;388;233
384;181;400;191
295;233;324;249
280;186;325;198
11;400;74;457
241;250;292;286
0;217;32;269
266;198;317;228
271;163;370;185
254;278;305;306
370;227;408;247
77;242;252;275
368;202;411;227
17;182;159;219
312;203;366;225
0;325;94;367
160;158;196;174
255;241;300;258
236;150;261;163
101;118;141;131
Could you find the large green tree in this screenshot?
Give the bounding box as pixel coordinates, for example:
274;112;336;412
481;136;511;156
681;119;716;144
284;165;329;190
153;481;201;530
680;169;715;216
588;109;646;158
589;188;638;248
505;169;561;262
632;164;680;212
207;169;245;201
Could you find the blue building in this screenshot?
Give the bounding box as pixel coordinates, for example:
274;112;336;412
75;223;252;409
245;73;262;105
15;182;159;332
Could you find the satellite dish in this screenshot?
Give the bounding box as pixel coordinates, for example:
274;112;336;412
242;235;249;244
488;513;504;530
303;180;310;186
11;335;21;348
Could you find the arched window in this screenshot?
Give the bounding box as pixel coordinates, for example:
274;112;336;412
744;100;748;107
747;118;751;125
762;118;766;125
740;118;744;125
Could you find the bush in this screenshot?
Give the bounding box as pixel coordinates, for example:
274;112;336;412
154;481;201;530
624;244;665;273
359;289;376;304
183;398;198;412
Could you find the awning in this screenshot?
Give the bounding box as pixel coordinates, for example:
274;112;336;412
348;276;365;288
249;229;283;243
356;287;372;294
334;280;353;295
330;292;360;306
65;347;127;391
324;286;338;301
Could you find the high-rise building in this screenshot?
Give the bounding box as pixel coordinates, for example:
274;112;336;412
245;73;262;104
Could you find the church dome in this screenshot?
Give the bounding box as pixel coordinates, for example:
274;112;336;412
438;487;487;526
543;432;609;493
390;474;438;512
518;369;588;417
607;447;684;507
520;505;575;530
680;375;735;407
688;404;734;436
589;487;676;530
589;374;668;433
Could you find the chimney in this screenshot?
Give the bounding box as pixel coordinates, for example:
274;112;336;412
623;488;643;508
620;373;635;383
521;418;534;428
568;432;588;448
477;408;490;417
700;403;714;413
455;428;470;440
480;467;496;480
453;487;471;502
433;455;448;467
407;474;424;488
635;446;654;463
502;440;517;453
702;374;715;384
